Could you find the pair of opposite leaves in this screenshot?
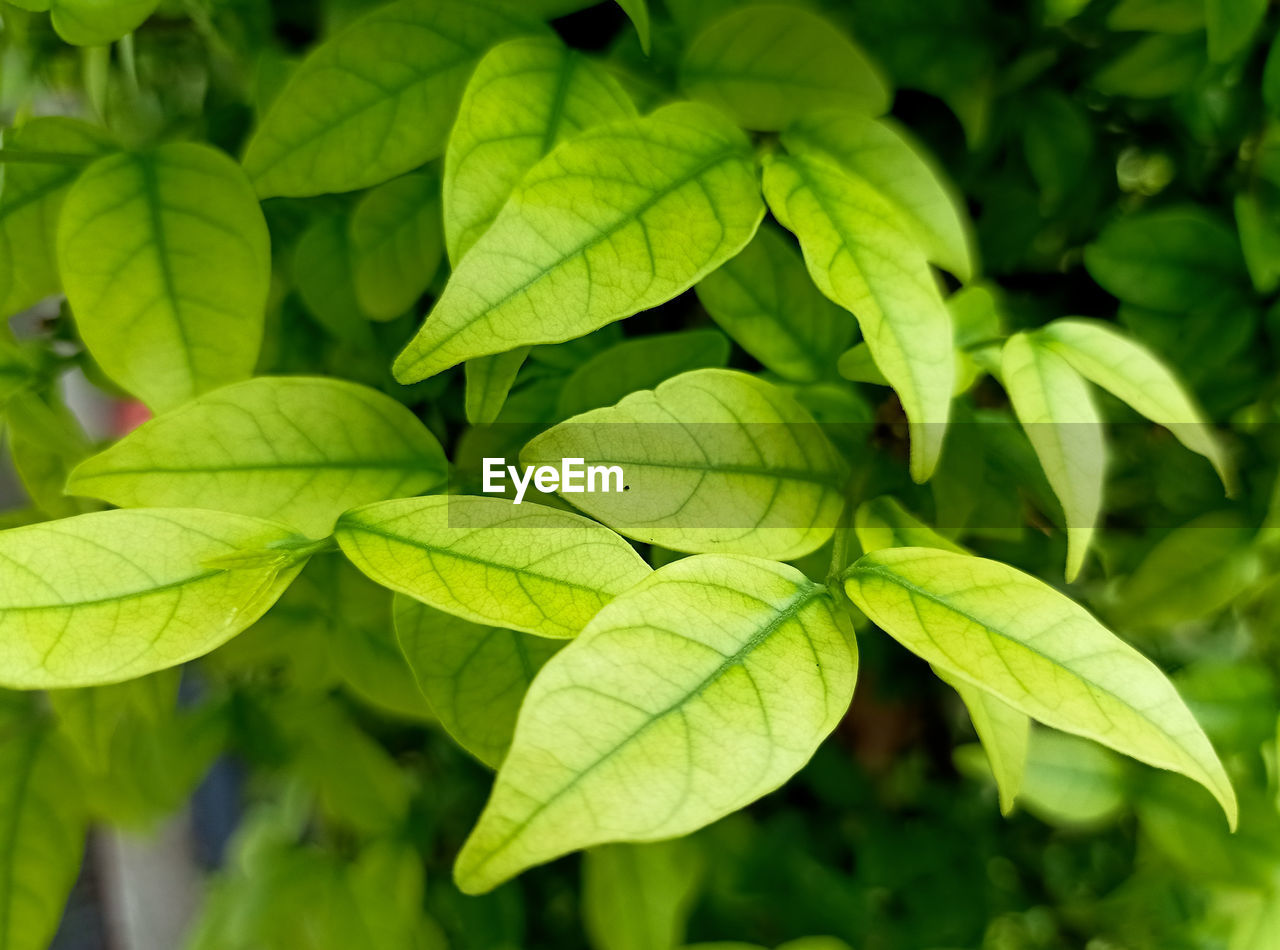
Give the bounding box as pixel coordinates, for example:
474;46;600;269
0;367;1236;890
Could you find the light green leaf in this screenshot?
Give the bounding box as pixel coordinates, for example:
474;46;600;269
556;329;730;418
1083;207;1247;312
845;547;1237;828
50;0;158;46
349;170;444;320
242;0;539;198
0;118;112;319
1206;0;1267;62
5;389;95;519
396;595;561;766
68;376;447;538
466;348;531;425
444;36;635;263
1036;318;1234;493
763;144;953;481
47;668;180;775
454;554;857;893
58;143;271;412
695;222;853;383
947;676;1029;815
779;111;974;281
0;508;313;689
616;0;651;53
583;839;705;950
854;496;965;555
336;495;652;638
522;369;847;561
394;102;764;382
679;4;888;130
0;708;85;950
1001;332;1105;581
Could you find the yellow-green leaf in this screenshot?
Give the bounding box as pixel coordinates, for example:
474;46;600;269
0;509;312;689
582;839;705;950
465;348;531;425
845;547;1237;828
395;595;562;767
242;0;539;198
853;495;965;555
394;102;764;382
0;118;112;319
50;0;158;46
0;708;85;950
522;369;847;561
454;554;857;893
336;495;652;638
763;145;953;482
1001;332;1105;581
443;35;635;263
679;4;889;130
946;674;1029;815
68;376;447;538
58;143;270;412
1036;318;1234;493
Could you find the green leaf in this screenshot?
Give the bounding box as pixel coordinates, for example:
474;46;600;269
1234;191;1280;294
556;329;730;418
393;102;764;382
50;0;158;46
522;369;847;561
948;677;1029;816
242;0;539;198
57;143;271;412
349;170;444;320
616;0;651;54
763;142;953;481
1206;0;1267;62
1114;511;1262;630
336;495;652;638
443;35;635;263
853;496;965;555
1083;207;1247;313
679;4;889;130
695;222;853;383
779;111;974;281
0;709;85;950
1093;33;1205;98
68;376;447;538
1107;0;1205;32
466;348;531;425
1001;332;1105;581
0;118;112;319
292;213;373;343
845;547;1238;828
1035;318;1234;493
47;668;180;775
395;595;562;767
454;554;857;893
5;389;94;519
582;839;705;950
0;508;312;689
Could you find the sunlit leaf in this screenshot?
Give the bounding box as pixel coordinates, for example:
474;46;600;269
242;0;539;197
0;509;313;688
845;546;1237;827
394;102;764;382
454;554;857;893
68;376;447;538
444;35;635;263
523;369;847;560
58;143;271;412
337;495;652;638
